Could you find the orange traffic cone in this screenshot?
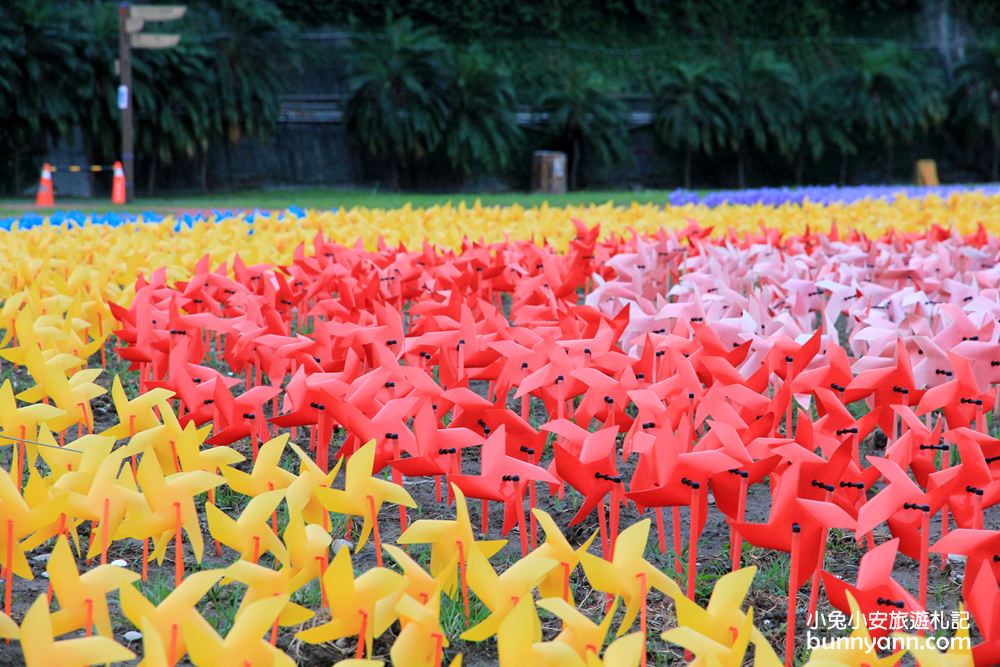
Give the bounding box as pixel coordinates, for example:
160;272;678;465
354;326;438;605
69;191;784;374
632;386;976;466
36;163;54;207
111;161;126;205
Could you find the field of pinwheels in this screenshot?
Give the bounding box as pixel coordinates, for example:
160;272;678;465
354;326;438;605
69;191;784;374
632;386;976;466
1;186;998;666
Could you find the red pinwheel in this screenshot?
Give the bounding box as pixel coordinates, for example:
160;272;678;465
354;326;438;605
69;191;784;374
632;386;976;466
821;538;921;639
449;425;557;555
857;456;961;608
957;554;1000;665
390;401;482;504
626;418;739;600
206;384;280;459
549;429;622;560
940;428;1000;530
732;462;855;666
931;528;1000;601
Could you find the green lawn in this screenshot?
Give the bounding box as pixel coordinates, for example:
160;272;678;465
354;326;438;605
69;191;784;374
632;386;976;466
0;187;685;217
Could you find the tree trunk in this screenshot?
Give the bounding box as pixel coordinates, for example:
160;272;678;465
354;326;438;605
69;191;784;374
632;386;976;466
388;160;400;191
795;150;804;186
13;151;20;196
839;152;848;185
992;133;999;182
886;140;895;181
737;143;746;189
683;146;692;189
570;134;581;191
200;147;209;193
147;148;158;196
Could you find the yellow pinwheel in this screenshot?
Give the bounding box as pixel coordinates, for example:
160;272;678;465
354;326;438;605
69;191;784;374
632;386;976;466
595;633;647;667
19;464;83;555
532;508;597;604
383;543;455;606
296;547;406;660
223;559;314;631
892;609;973;667
182;594;296;667
580;518;681;638
138;616;169;667
283;507;333;600
0;610;17;640
537;595;620;661
207;488;288;565
222;433;296;497
18;344;104;433
0;379;64;490
316;439;414;566
804;591;904;667
0;469;39;616
671;566;781;666
19;593;135;666
494;594;575;666
398;483;505;618
118;451;224;584
663;606;758;667
286;440;340;528
33;429;106;487
101;375;174;438
391;591;449;667
47;535;139;638
57;448;146;565
461;547;556;641
120;568;223;666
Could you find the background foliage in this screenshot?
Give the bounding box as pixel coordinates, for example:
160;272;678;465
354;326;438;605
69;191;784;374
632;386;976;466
5;0;1000;193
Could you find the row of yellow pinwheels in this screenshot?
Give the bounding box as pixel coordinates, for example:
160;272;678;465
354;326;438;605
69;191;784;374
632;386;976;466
4;194;1000;305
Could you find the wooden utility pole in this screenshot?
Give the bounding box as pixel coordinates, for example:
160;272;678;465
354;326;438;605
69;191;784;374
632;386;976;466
117;3;186;203
117;4;134;203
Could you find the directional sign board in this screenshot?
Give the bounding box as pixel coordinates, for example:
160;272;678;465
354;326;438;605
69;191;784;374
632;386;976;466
131;33;181;49
129;5;187;22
